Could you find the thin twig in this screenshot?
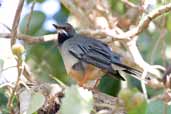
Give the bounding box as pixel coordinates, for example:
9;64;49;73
10;0;24;46
121;0;142;10
7;58;24;113
107;3;171;40
25;0;36;33
127;3;171;38
0;23;12;32
160;17;167;66
79;29;130;41
0;83;15;88
81;3;171;40
151;65;166;71
1;65;17;72
150;29;166;64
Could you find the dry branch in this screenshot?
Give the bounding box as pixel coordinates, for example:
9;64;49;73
24;1;36;33
125;3;171;38
0;3;170;44
0;33;57;44
10;0;24;46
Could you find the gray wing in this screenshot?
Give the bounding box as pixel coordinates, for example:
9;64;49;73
68;38;142;80
69;43;112;69
68;42;126;80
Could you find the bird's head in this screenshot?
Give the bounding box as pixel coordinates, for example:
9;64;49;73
53;23;76;44
53;23;75;38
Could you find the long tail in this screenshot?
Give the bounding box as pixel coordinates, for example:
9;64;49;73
111;54;142;79
108;70;126;81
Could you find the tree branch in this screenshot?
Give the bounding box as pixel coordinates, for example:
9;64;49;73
1;3;170;44
11;0;24;46
0;33;57;44
125;3;171;38
24;0;36;33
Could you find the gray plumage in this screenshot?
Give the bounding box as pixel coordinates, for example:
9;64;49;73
53;23;141;81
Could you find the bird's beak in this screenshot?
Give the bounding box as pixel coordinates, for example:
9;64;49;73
53;24;69;37
53;24;66;30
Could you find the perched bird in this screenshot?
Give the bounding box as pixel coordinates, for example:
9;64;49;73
53;23;141;86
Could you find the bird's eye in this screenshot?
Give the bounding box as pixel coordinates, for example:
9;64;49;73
65;27;70;31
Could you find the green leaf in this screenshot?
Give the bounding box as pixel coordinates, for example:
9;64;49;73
60;85;94;114
27;92;45;114
20;11;46;35
146;100;171;114
27;0;45;4
118;88;147;114
54;4;69;24
108;0;125;13
26;42;69;83
98;75;121;96
128;93;147;114
128;102;147;114
167;14;171;32
108;0;117;11
0;89;8;107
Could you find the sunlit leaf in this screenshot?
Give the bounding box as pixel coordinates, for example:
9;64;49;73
60;85;93;114
27;92;45;114
167;14;171;32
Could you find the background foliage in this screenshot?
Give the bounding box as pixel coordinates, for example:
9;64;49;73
0;0;171;113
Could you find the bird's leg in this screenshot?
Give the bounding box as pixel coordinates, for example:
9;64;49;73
79;65;104;89
93;78;101;89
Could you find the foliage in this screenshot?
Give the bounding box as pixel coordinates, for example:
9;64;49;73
146;100;171;114
0;0;171;113
118;88;147;114
60;85;93;114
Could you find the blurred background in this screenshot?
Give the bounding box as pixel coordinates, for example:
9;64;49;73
0;0;171;113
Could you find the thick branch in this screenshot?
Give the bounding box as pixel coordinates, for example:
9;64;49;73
0;33;57;44
11;0;24;46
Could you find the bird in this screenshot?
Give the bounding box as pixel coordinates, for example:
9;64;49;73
53;23;141;86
